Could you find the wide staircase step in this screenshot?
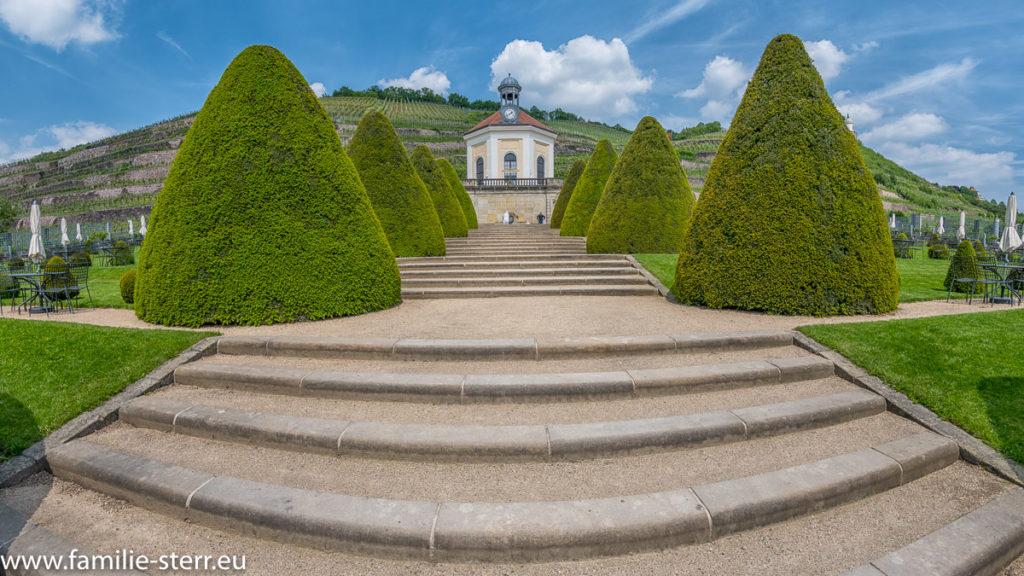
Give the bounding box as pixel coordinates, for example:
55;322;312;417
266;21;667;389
28;328;1024;572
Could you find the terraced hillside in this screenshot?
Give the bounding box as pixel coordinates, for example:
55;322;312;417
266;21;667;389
0;96;1007;231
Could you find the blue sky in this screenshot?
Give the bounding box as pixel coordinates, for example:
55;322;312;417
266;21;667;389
0;0;1022;203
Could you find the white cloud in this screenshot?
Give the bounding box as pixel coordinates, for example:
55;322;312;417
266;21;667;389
49;121;116;149
156;31;189;59
379;66;451;95
835;100;884;125
803;40;848;82
490;36;653;122
309;82;327;98
863;58;976;103
624;0;711;43
677;55;749;124
855;41;879;52
862;113;949;143
0;0;118;51
876;142;1014;194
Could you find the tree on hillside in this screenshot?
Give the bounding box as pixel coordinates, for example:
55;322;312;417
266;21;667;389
410;145;468;237
0;199;18;231
674;34;899;316
587;116;695;254
549;159;585;229
559;139;618;237
347;110;447;257
437;158;479;229
135;45;401;327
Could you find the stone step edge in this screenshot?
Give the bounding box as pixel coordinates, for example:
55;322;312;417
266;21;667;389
401;286;660;298
175;355;833;403
400;268;641;276
214;329;796;361
400;276;650;286
46;432;958;563
121;390;883;462
838;488;1024;576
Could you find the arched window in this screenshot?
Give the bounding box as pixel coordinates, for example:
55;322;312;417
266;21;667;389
475;157;484;182
503;153;517;179
536;156;545;180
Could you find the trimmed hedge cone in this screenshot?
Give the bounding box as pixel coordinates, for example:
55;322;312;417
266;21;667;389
411;145;468;238
438;159;479;229
674;34;899;316
944;240;984;293
348;110;446;257
560;139;618;237
587;116;695;254
134;45;401;327
549;159;585;229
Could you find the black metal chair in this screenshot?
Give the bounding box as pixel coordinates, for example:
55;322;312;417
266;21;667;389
40;260;75;313
947;253;983;304
67;263;93;308
0;266;24;314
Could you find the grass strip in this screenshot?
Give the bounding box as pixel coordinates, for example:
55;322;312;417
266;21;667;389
799;310;1024;465
0;318;216;461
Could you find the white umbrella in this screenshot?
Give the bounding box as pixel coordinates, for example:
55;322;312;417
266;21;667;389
27;202;45;263
128;219;134;237
937;216;945;235
60;217;69;245
139;215;147;236
999;192;1021;253
75;222;83;242
958;211;966;240
889;213;896;229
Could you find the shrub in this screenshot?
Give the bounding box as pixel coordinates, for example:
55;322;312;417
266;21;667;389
674;34;899;316
560;139;618;236
42;256;77;300
410;145;468;237
438;159;479;229
6;256;25;271
134;45;401;327
120;270;137;304
928;244;950;259
973;239;987;257
587;116;695;254
112;240;134;266
549;159;585;229
69;251;92;266
347;110;446;257
944;240;983;293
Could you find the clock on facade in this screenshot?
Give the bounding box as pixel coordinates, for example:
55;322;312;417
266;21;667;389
503;107;517;121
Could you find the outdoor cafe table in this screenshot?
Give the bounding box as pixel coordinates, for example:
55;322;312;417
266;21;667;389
11;271;57;315
981;263;1024;305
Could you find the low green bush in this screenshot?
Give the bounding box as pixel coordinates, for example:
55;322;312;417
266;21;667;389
42;256;77;300
69;251;92;266
944;240;983;293
112;241;134;266
119;270;138;304
928;244;950;259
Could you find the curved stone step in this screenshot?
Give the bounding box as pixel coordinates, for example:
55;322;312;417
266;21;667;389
175;356;832;402
400;266;640;278
46;433;958;562
213;330;796;361
402;285;660;298
839;488;1024;576
398;259;634;270
120;390;885;462
401;276;649;288
398;254;626;263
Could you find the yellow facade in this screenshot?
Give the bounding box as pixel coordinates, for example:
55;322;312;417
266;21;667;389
498;139;524;178
471;142;486;178
534;141;550;177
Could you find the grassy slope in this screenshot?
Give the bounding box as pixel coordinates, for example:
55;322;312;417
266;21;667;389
799;311;1024;464
0;318;215;460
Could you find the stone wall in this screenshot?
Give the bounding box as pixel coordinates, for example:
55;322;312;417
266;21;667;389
464;180;563;224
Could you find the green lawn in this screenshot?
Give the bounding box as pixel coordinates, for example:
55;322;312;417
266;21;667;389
799;311;1024;465
0;318;216;461
78;263;137;309
635;249;962;304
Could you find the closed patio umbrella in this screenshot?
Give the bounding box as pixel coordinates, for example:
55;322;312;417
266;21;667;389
60;217;69;245
958;211;966;239
128;219;134;237
999;192;1021;253
139;215;147;236
75;222;83;242
889;213;896;229
937;216;945;235
27;202;45;263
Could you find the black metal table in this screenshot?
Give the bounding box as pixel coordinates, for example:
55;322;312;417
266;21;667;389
11;271;56;315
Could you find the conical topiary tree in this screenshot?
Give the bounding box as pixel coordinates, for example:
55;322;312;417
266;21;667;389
438;158;479;229
135;45;401;327
411;145;468;238
587;116;695;253
550;159;585;229
944;240;983;293
674;34;899;316
347;110;446;257
560;140;618;236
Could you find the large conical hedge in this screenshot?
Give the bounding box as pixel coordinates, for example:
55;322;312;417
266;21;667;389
347;110;446;257
587;116;695;253
410;145;468;237
549;159;585;229
560;139;618;236
135;45;401;327
438;158;479;229
674;34;899;316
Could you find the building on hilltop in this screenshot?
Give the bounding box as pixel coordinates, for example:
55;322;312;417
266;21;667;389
460;75;561;224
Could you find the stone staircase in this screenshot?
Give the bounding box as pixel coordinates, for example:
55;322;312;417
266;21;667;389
399;224;659;298
27;330;1024;574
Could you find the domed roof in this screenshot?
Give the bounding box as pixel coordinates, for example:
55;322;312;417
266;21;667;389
498;74;521;90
